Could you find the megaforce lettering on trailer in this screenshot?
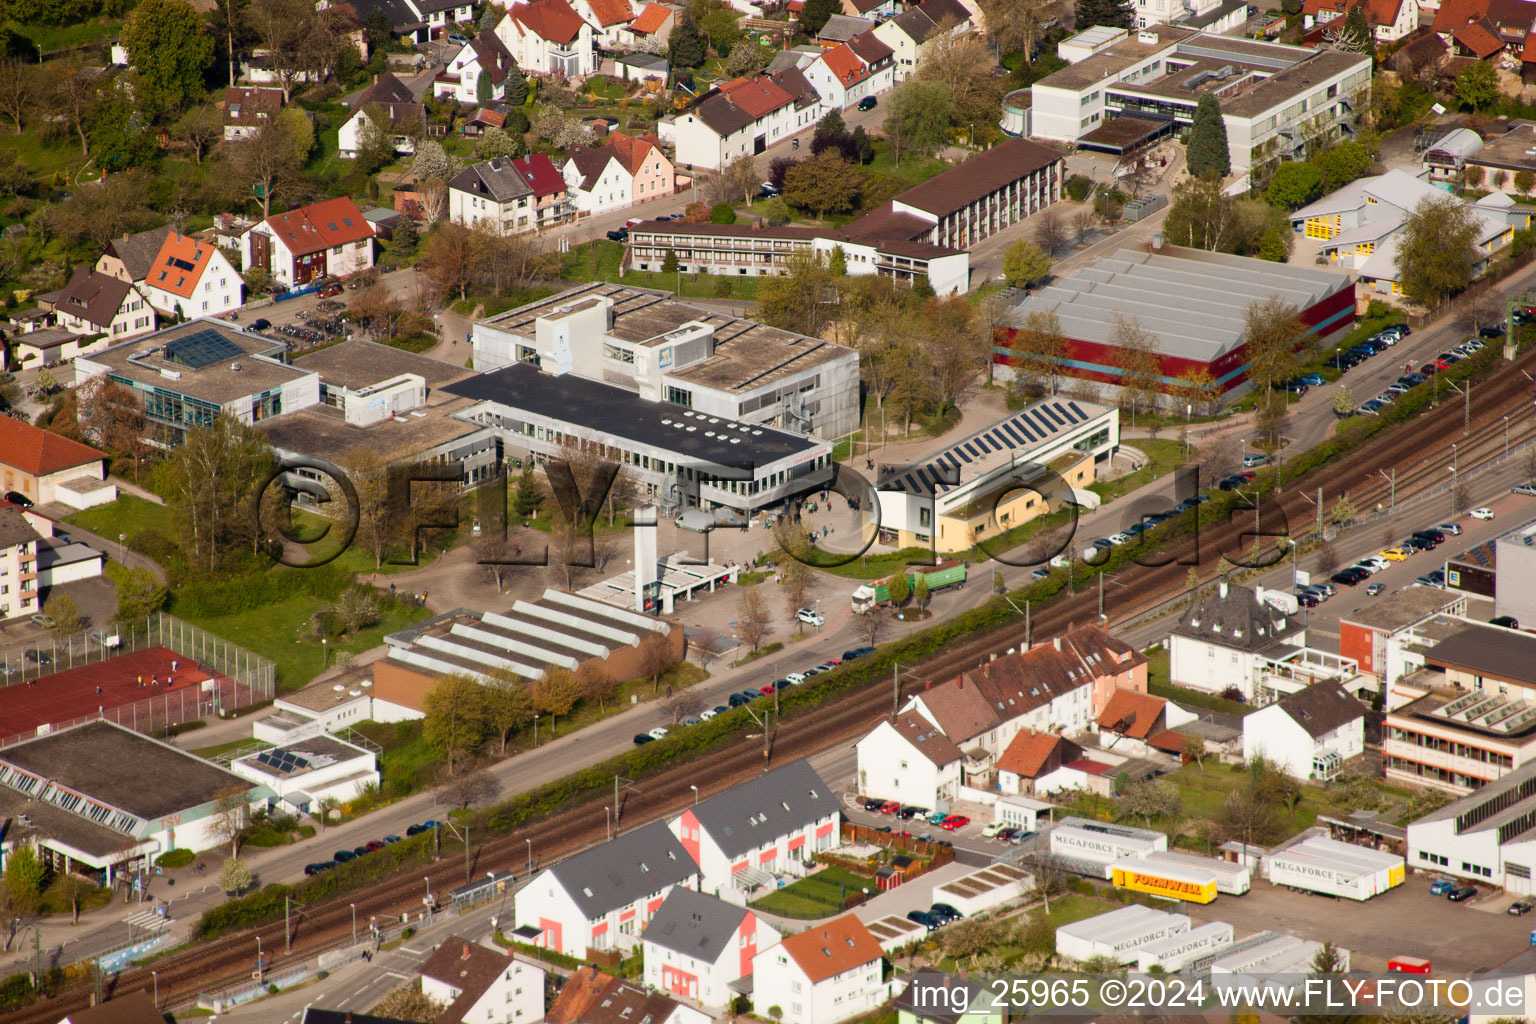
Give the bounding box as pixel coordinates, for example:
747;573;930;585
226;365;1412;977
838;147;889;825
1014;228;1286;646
1275;861;1343;883
1055;833;1128;855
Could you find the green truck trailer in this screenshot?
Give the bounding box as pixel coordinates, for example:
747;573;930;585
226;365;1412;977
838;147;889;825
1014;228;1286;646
851;563;967;613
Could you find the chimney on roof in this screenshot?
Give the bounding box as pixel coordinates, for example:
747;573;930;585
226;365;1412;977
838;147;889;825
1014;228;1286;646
957;675;963;689
1053;636;1062;651
463;943;472;959
1219;580;1228;599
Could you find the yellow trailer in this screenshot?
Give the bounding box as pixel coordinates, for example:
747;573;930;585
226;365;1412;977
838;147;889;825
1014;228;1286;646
1112;864;1218;904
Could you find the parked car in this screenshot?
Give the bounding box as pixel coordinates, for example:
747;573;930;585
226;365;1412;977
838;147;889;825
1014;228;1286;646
1297;592;1320;607
930;902;963;922
880;800;902;815
1429;878;1456;895
1415;571;1447;588
1299;373;1325;386
1331;569;1368;586
1481;324;1507;338
858;96;878;110
796;608;825;626
1281;380;1309;395
900;806;926;819
1448;886;1479;902
863;798;884;811
1492;615;1521;629
1510;901;1534;915
843;646;876;660
1514;483;1536;496
906;909;942;930
1379;547;1409;561
981;821;1006;837
365;840;387;852
648;727;669;740
606;228;629;242
728;693;751;707
757;685;776;696
383;834;402;844
941;814;970;830
5;491;34;509
634;733;655;745
334;850;357;863
1471;507;1496;520
1242;453;1269;467
1366;583;1385;596
304;862;333;875
927;811;950;825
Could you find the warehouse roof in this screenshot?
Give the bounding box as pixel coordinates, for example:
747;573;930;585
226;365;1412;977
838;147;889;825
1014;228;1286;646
999;248;1350;362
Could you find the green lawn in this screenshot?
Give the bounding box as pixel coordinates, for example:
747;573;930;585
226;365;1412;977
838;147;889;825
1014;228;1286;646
67;495;176;546
1161;762;1420;836
750;865;876;918
1088;439;1190;503
6;16;127;54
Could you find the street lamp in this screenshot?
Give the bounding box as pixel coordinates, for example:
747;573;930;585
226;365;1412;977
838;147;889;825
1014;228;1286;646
690;784;698;805
350;903;356;945
526;838;533;872
533;713;540;747
152;970;158;1007
604;805;611;840
1505;414;1511;457
118;533;126;561
1447;465;1458;516
321;637;327;671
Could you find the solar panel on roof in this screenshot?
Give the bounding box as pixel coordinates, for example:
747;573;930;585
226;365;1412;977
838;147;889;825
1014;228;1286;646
963;443;979;457
1002;423;1026;445
1068;401;1087;418
955;449;972;463
1043;404;1067;426
1031;411;1056;433
164;329;243;369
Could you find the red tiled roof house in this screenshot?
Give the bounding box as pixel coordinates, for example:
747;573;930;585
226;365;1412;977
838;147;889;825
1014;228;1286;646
240;196;377;289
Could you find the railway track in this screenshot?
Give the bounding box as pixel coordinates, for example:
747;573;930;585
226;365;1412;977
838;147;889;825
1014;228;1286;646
10;349;1536;1023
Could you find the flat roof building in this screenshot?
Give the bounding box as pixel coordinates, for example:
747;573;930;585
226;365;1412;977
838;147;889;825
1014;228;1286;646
73;319;320;446
994;248;1354;404
1338;587;1467;686
872;395;1118;551
1030;28;1371;180
1409;756;1536;894
0;721;260;884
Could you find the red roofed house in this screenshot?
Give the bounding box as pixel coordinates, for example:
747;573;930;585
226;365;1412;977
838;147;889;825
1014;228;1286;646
1436;0;1535;48
752;915;885;1024
572;0;636;49
495;0;597;77
995;728;1083;796
138;231;243;320
623;1;676;45
673;70;824;169
1454;15;1506;54
804;30;895;109
1301;0;1418;40
419;937;547;1024
241;196;376;289
0;418;117;512
1096;688;1197;758
562;130;674;215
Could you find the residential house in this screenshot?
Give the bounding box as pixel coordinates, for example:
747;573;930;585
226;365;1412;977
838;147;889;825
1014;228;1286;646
641;888;781;1007
414;0;476;33
803;32;895;110
53;268;154;342
496;0;598;77
840;0;900;17
518;151;574;227
435;31;518;104
1452;16;1506;54
0;505;42;622
548;968;711;1024
572;0;637;48
871;0;971;81
450;154;572;232
95;226;172;285
221;86;287;139
0;418;115;513
616;51;670;82
1301;0;1419;41
138;231;243;320
1242;684;1365;781
895;970;1004;1024
994;729;1083;797
241;196;377;289
623;2;676;45
512;820;698;957
668;758;839;896
1096;689;1198;758
672;70;823;170
855;712;963;809
752;915;885;1024
419;938;546;1024
1167;581;1306;701
339;0;474;42
819;14;875;46
562;131;674;215
1433;0;1536;53
338;73;424;159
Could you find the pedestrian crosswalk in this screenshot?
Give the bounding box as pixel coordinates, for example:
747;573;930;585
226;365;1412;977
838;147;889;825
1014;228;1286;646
125;909;169;931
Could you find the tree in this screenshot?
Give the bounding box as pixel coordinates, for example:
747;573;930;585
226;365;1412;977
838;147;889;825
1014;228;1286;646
1174;367;1219;415
1217;787;1282;851
1073;0;1131;28
1006;309;1067;397
4;847;45;917
859;607;886;646
166;415;274;571
756;248;835;337
44;593;82;636
1517;169;1534;194
813;108;847;149
782;150;864;221
1186;94;1230;179
115;567;167;621
1311;941;1346;974
576;660;617;713
1002;240;1052;288
219;857;253;895
425;222;477;301
1182;733;1206;772
710;202;736;224
0;57;39;135
778;550;813;623
174;103;224;163
374;980;444;1023
391;215;420;257
532;668;580;733
1395;195;1481;305
423;673;490;774
736;585;769;652
121;0;214;120
1314;141;1372;192
635;631;674;695
228;109;309;218
504;65;528;106
800;0;837;34
882;79;954;165
1243;295;1306;397
1331;494;1357;525
1265;161;1323;209
1112;312;1163;419
912;574;930;609
1033;206;1067;255
1455;59;1499;111
726;154;758;203
1325;4;1371;52
208;785;249;858
1115;778;1181;827
48;63;101;157
1164;174;1239;252
483;669;535;754
1331;385;1355;417
886;570;911;605
439;768;500;809
669;17;707;67
478;126;525;160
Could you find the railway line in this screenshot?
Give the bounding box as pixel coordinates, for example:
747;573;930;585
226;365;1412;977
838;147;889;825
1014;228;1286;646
9;350;1536;1023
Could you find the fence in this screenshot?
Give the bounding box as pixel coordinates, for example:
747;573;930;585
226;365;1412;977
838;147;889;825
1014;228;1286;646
0;613;276;747
838;822;958;871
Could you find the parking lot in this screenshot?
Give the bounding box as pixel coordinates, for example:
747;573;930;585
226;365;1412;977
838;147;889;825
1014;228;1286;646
1187;873;1535;972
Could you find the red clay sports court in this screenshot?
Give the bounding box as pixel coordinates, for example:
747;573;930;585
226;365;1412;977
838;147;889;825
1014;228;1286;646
0;646;229;744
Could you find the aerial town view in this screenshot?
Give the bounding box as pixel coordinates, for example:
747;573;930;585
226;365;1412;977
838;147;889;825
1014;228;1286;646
8;0;1536;1018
